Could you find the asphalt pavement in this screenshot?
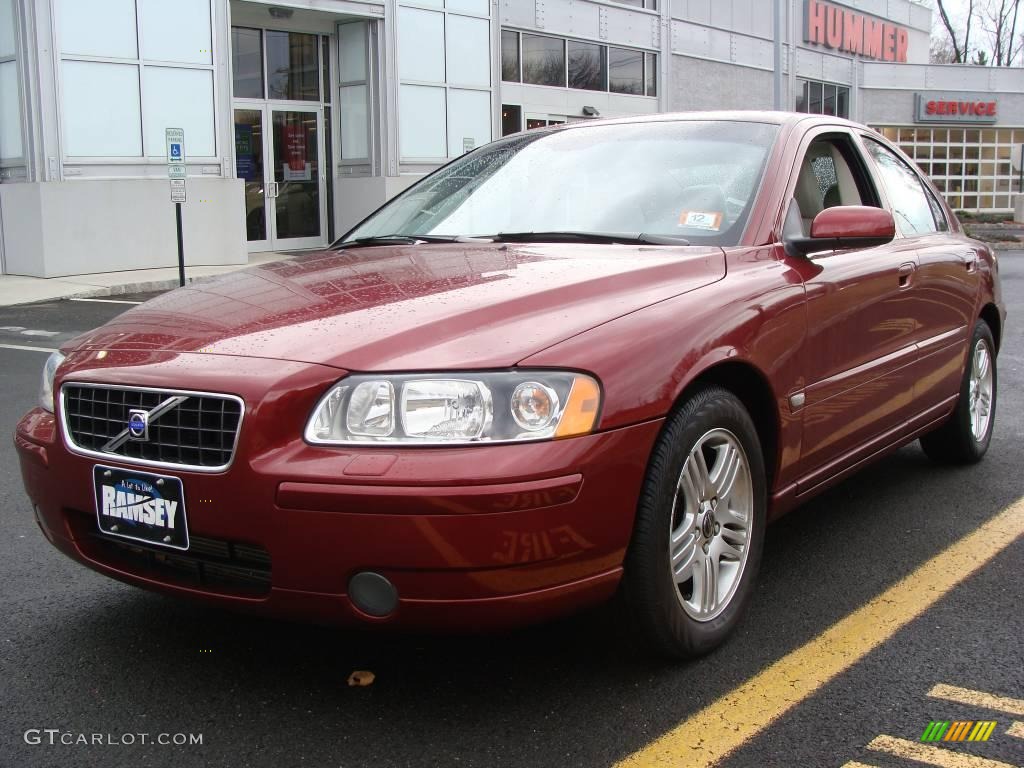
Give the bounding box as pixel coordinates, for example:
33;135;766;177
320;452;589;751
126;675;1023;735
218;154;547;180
1;260;1022;768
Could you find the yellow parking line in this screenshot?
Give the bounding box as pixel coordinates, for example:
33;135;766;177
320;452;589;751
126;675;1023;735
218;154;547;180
928;685;1024;717
840;762;879;767
1007;721;1024;739
614;498;1024;768
866;735;1016;768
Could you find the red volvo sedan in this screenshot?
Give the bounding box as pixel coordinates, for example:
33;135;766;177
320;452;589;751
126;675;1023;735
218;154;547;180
15;112;1004;658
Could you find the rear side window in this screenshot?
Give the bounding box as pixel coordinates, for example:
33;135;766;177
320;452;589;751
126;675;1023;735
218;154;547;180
925;188;949;232
863;139;938;235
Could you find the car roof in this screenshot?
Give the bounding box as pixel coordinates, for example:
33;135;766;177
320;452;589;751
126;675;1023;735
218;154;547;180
537;110;867;133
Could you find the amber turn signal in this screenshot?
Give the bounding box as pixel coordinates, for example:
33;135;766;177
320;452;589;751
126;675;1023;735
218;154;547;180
555;376;602;438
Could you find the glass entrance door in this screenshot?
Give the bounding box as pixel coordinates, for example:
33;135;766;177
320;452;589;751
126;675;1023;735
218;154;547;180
233;105;326;252
270;107;324;249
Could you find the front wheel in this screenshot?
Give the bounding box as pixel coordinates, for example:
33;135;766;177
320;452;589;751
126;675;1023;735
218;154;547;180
622;387;767;659
920;320;997;464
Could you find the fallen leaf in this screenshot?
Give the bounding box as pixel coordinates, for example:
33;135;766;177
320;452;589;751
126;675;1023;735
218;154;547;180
347;670;375;687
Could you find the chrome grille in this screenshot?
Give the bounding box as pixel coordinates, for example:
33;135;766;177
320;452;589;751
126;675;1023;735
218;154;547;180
62;384;243;470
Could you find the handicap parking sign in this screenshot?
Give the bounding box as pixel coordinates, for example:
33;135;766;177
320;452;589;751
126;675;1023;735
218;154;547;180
165;128;185;166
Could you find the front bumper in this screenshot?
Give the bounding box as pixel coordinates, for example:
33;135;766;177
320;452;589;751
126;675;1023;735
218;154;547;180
15;352;662;631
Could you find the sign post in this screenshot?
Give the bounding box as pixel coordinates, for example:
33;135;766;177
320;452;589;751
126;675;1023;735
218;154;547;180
166;128;186;287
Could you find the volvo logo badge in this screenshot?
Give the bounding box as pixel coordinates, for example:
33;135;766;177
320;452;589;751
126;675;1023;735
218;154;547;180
127;409;149;441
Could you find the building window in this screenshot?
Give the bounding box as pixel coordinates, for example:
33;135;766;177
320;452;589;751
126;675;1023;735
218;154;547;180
568;40;606;91
231;27;263;99
872;125;1024;213
645;52;657;98
1;0;24;162
266;30;320;101
522;34;566;87
501;30;520;82
609;47;643;94
397;1;493;161
526;115;567;130
56;0;216;159
611;0;658;9
502;104;522;136
796;79;850;118
503;30;656;97
338;21;369;161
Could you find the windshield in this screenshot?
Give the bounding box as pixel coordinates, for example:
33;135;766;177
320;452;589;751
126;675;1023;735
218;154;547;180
341;120;779;247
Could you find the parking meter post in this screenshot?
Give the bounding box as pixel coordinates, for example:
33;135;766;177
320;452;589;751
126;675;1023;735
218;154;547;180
175;202;185;287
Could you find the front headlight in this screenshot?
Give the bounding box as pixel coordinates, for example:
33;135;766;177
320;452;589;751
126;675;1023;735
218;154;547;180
39;351;65;413
305;371;601;445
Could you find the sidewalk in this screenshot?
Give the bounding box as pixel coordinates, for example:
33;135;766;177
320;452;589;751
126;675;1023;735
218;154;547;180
0;251;296;307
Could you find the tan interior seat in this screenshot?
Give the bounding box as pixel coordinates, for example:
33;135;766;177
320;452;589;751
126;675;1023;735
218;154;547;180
793;141;864;234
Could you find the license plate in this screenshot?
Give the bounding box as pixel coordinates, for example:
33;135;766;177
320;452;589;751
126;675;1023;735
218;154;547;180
93;465;189;550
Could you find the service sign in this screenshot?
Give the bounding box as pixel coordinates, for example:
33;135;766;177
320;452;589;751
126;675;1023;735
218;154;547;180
915;93;998;124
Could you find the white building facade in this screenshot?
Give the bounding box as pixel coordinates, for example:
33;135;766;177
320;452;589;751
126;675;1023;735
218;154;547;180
0;0;1020;277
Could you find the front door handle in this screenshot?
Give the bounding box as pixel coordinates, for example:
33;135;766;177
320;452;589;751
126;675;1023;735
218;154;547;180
898;262;915;288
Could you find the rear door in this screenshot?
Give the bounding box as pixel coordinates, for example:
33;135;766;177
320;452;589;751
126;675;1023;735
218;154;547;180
859;136;980;412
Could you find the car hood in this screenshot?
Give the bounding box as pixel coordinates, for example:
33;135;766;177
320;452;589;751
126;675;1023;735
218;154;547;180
69;244;726;370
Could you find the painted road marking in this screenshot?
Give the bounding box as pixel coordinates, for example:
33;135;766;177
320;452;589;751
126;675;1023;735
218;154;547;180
69;297;143;305
614;498;1024;768
928;685;1024;718
866;735;1016;768
839;763;879;768
0;343;58;353
1006;722;1024;739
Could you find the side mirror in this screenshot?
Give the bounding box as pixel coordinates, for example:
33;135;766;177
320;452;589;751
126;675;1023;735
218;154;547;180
785;206;896;258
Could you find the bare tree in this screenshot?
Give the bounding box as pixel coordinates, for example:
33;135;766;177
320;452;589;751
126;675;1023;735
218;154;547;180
935;0;974;62
930;35;959;62
977;0;1020;65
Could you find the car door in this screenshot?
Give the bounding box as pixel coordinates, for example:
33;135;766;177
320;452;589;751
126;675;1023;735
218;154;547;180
784;130;926;486
859;136;980;413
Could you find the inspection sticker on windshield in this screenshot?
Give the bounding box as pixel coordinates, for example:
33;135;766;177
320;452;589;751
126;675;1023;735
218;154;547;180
678;210;723;230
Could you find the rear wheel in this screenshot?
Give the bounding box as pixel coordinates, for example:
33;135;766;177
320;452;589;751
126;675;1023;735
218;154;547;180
920;320;997;464
622;387;766;659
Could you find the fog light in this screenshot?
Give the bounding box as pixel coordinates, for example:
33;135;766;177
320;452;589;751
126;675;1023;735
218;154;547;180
348;571;398;617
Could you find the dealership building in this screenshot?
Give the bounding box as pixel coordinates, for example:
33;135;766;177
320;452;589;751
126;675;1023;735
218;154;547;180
0;0;1022;276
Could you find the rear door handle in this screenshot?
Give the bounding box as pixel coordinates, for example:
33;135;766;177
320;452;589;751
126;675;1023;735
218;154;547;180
898;262;915;288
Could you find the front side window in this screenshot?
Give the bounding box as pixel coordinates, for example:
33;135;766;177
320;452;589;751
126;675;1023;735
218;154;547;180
342;120;779;247
863;139;938;235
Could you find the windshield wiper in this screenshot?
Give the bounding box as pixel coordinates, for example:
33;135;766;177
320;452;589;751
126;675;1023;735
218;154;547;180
334;234;491;249
488;231;690;246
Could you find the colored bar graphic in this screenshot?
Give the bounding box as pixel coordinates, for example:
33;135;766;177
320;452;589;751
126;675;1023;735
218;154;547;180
922;720;998;742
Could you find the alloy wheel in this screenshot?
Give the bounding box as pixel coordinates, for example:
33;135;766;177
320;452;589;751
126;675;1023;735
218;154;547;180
668;428;753;622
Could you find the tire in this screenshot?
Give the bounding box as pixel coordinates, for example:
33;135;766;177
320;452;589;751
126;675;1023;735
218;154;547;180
920;320;997;465
622;386;767;659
